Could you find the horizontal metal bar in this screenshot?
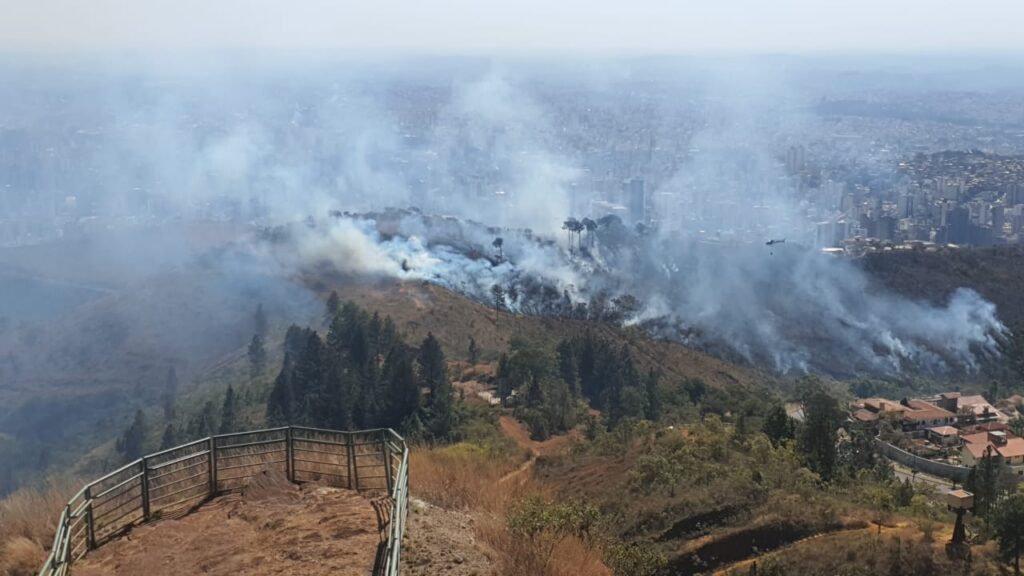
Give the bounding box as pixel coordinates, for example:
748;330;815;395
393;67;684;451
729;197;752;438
144;438;211;463
88;460;143;491
93;472;143;501
94;508;144;536
291;438;348;447
293;469;348;479
92;483;145;516
214;427;289;441
148;450;210;471
152;492;207;511
92;491;144;520
149;481;209;504
69;499;90;519
149;458;209;481
215;446;287;460
216;458;287;472
291;446;347;456
149;470;210;493
291;456;351;466
215;438;287;451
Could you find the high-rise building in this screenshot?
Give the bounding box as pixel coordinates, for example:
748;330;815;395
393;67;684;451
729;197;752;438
622;178;646;224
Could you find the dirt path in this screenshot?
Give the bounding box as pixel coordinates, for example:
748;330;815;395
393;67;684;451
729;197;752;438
497;415;577;485
74;484;379;576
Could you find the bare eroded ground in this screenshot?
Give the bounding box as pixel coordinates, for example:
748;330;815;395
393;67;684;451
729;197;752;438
74;481;380;576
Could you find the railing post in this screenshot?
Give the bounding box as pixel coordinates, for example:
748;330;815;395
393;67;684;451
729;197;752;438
208;436;218;497
382;430;393;494
62;505;72;567
285;426;294;482
346;433;357;490
84;486;96;551
140;458;151;521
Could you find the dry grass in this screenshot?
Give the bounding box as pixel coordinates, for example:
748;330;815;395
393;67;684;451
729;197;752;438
476;517;610;576
409;443;530;512
410;443;609;576
0;537;46;576
0;477;79;575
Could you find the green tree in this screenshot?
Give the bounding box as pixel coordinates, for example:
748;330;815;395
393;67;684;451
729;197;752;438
162;366;179;420
419;333;455;440
254;302;268;338
248;334;267;379
994;493;1024;574
491;283;507;313
382;345;421;429
762;404;794;445
220;385;239;434
417;333;446;394
1010;415;1024;438
644;369;660;421
117;410;148;461
159;423;178;450
604;541;665;576
326;290;341;320
965;446;1006;518
266;353;294;426
190;401;217;439
797;380;842;480
468;336;480;365
557;339;578;396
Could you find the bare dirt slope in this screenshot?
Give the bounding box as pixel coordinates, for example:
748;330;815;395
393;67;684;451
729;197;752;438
402;498;495;576
74;482;380;576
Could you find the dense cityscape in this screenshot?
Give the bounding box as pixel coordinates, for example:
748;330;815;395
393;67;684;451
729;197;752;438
3;61;1024;254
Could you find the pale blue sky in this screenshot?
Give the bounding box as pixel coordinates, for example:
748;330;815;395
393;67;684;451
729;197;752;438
2;0;1021;54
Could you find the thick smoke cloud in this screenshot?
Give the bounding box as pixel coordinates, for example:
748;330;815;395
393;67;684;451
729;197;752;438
1;59;1008;376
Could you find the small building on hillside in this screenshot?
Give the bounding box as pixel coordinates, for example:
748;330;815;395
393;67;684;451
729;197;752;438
927;426;960;447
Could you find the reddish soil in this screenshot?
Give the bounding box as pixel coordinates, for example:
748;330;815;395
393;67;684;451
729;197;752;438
73;482;380;576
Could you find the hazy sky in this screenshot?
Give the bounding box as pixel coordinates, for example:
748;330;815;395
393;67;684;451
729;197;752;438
2;0;1023;55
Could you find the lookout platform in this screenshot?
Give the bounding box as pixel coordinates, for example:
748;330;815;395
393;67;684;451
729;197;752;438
73;475;379;576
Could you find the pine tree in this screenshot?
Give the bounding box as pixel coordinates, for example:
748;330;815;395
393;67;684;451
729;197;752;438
118;410;148;462
798;380;842;480
162;366;179;420
220;386;239;434
326;290;341;321
557;340;578;396
160;423;178;450
248;334;267;379
763;404;795;445
424;371;456;441
491;284;506;313
468;337;480;365
644;369;661;421
418;333;446;395
266;353;294;427
382;345;420;429
294;331;326;426
191;401;217;439
254;302;268;338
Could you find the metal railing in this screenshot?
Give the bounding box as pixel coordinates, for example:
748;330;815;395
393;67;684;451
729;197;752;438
38;426;409;576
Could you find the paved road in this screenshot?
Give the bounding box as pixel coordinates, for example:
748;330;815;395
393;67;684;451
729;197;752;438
891;461;955;494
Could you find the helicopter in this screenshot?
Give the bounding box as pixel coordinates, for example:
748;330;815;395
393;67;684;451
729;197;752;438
765;238;786;246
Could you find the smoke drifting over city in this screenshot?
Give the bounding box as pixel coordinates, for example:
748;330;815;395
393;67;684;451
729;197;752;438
0;58;1014;375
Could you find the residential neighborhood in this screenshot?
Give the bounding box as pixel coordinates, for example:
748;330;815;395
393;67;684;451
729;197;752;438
854;391;1024;474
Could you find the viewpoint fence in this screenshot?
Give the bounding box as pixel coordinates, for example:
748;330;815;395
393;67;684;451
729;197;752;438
38;426;409;576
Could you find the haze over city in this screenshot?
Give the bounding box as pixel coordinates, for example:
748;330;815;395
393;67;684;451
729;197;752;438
6;3;1024;576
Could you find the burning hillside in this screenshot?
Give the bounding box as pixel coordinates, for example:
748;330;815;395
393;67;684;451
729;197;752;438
262;208;1008;377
